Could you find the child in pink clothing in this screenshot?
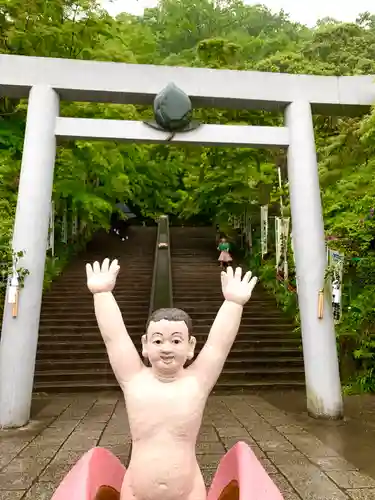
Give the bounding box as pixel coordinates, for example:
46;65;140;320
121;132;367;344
218;237;233;269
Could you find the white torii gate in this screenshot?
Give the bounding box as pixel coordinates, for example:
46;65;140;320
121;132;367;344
0;54;374;428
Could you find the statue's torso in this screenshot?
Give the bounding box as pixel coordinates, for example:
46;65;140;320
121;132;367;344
121;369;208;500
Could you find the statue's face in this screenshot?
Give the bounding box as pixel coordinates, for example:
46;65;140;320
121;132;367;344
142;319;196;376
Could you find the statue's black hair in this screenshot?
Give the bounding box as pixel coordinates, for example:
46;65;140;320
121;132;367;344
146;308;192;336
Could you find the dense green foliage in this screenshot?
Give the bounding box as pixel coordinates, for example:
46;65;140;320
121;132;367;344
1;0;375;390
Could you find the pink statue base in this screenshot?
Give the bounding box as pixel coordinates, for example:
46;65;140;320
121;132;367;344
50;442;284;500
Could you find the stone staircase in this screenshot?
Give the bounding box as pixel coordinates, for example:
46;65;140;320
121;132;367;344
170;226;305;390
34;226;156;392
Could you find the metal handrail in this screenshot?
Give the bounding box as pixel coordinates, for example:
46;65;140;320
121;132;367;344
165;216;173;309
148;215;173;317
148;218;162;317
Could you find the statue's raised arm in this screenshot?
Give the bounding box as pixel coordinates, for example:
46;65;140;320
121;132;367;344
189;266;257;393
86;258;143;387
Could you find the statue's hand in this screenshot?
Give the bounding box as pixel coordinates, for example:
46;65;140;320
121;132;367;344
221;267;258;306
86;258;120;294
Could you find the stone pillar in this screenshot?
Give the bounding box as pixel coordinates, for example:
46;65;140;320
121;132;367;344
285;100;343;419
0;86;59;428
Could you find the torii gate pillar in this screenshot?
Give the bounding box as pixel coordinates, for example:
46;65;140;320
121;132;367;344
286;100;343;419
0;86;59;428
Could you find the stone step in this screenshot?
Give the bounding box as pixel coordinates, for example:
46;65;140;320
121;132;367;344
172;289;268;295
37;338;301;351
43;288;151;297
37;319;295;330
49;281;153;289
36;345;302;359
33;377;305;392
33;365;305;383
48;272;153;279
37;328;297;339
52;266;153;273
39;303;290;313
41;300;150;310
35;357;304;371
39;308;149;319
41;296;149;305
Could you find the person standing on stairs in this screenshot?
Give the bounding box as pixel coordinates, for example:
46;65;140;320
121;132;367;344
217;236;232;269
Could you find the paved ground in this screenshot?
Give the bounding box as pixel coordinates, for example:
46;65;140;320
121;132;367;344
1;392;375;500
263;390;375;483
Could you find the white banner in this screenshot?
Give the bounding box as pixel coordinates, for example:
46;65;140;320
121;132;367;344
72;212;78;237
240;212;245;231
283;218;290;280
260;205;268;257
275;217;282;271
327;249;345;323
80;218;87;234
245;212;252;250
290;231;295;264
275;217;290;280
61;202;68;243
7;275;18;304
290;231;297;291
47;201;54;255
7;258;19;304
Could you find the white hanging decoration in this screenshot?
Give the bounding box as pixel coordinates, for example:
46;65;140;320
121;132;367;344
245;211;252;249
283;217;290;280
47;201;55;256
275;217;281;271
72;211;78;238
275;217;290;280
278;166;284;214
8;260;19;317
7;270;18;304
327;249;345;324
260;205;268;258
240;212;245;231
80;218;87;235
290;231;296;264
290;231;297;290
61;202;68;244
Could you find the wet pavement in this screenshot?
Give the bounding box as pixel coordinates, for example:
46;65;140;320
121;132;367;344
263;390;375;482
1;391;375;499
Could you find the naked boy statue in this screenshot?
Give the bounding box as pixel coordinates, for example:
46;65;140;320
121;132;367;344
86;258;258;500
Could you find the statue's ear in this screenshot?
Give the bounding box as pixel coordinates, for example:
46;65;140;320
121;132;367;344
141;334;148;358
187;336;196;360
